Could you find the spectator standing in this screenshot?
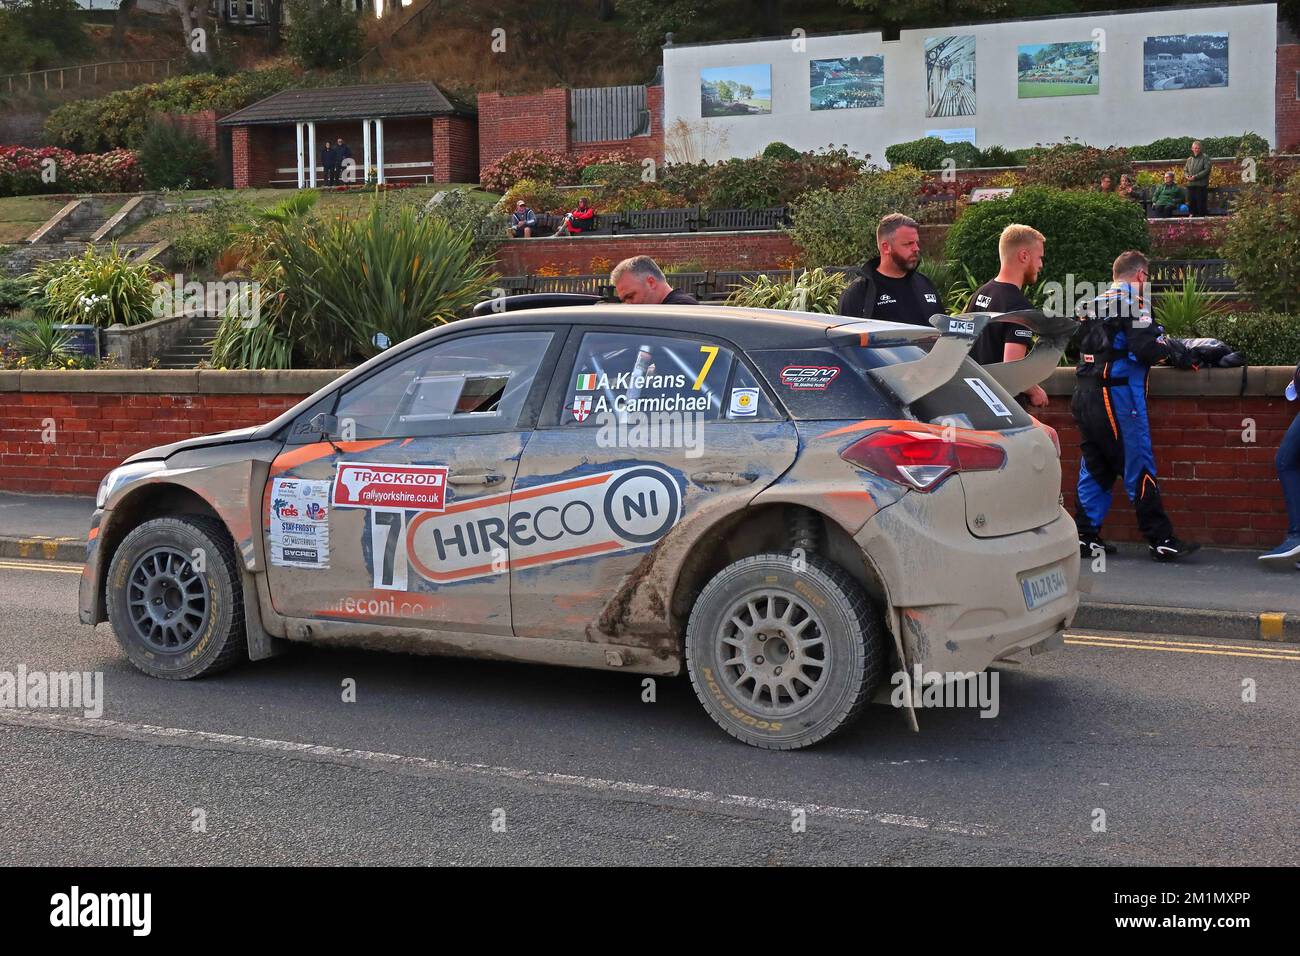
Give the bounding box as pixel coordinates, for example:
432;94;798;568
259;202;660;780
1072;250;1199;561
1259;361;1300;567
1149;172;1188;218
321;141;337;188
510;200;536;238
837;213;945;327
610;256;699;304
334;137;354;185
968;223;1049;408
1184;140;1211;217
557;197;597;236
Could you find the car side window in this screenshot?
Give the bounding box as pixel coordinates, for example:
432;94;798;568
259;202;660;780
725;361;781;421
562;331;735;426
336;331;553;439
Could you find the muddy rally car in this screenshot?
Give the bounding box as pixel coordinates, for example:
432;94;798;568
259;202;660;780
80;297;1080;749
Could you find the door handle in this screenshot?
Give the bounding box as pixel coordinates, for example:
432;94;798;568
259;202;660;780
448;472;507;487
690;471;757;486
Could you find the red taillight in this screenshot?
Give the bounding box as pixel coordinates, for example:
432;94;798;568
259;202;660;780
840;428;1006;492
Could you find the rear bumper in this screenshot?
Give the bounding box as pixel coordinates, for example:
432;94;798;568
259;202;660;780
856;483;1079;675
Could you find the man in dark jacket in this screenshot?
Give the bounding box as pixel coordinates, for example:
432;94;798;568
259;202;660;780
837;213;944;326
611;256;698;304
321;142;337;187
334;137;354;185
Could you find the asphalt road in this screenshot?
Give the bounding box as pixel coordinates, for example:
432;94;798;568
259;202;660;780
2;559;1298;866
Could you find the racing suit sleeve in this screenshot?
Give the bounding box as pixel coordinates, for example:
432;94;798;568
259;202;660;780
1126;314;1196;369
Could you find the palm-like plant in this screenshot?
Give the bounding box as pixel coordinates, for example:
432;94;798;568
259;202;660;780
1154;269;1229;336
14;318;74;366
725;267;848;313
30;244;159;327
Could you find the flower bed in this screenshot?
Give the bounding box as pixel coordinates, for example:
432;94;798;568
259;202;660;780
0;146;141;197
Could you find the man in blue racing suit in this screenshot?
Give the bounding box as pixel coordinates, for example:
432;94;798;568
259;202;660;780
1072;250;1200;561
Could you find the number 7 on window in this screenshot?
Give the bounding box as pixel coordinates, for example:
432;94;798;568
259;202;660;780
693;345;719;391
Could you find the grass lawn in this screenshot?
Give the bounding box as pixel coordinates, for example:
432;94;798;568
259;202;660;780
1018;82;1099;98
120;183;497;242
0;195;73;243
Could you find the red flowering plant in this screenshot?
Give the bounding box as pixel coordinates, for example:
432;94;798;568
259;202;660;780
0;146;141;197
1149;218;1228;260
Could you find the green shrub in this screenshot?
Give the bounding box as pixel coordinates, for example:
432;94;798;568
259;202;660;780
1193;312;1300;366
1154;270;1230;336
725;268;847;313
977;145;1019;167
658;161;712;204
1220;173;1300;314
788;165;925;267
1022;140;1130;189
212;203;494;369
602;183;690;212
762;142;802;162
419;188;508;256
30;245;160;327
945;187;1150;292
167;195;257;271
1127;137;1195;162
885;137;950;170
138;123;216;190
580;162;641;190
496;178;569;216
0;276;36;313
701;157;787;209
13;316;73;367
480;148;580;194
284;0;363;69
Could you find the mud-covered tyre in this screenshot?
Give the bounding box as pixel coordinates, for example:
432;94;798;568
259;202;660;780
685;552;885;749
105;515;246;680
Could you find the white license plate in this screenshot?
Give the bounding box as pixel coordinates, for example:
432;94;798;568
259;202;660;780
1020;563;1070;611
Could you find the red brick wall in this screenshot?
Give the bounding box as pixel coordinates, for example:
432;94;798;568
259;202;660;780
1;386;1294;548
493;224;948;274
1040;394;1293;548
494;231;801;274
432;115;480;183
231;125;279;189
1278;44;1300;153
477;86;665;180
0;393;305;495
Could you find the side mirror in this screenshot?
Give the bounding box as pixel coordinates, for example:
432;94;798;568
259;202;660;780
309;412;340;438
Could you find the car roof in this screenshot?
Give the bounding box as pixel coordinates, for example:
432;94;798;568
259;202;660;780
438;304;871;351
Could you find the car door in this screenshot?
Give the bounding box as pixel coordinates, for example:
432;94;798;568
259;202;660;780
510;326;799;641
263;327;562;635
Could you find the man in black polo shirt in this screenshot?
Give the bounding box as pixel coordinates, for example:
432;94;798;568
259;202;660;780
610;256;699;305
837;213;944;326
969;223;1049;408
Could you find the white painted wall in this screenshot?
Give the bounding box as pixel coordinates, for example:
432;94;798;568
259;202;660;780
662;2;1278;164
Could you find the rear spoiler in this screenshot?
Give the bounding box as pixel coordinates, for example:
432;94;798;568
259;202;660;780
471;292;608;317
827;310;1076;406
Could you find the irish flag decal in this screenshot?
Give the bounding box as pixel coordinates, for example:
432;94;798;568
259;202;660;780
575;373;598;391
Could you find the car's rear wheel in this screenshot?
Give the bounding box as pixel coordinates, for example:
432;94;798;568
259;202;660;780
106;516;246;680
685;552;885;749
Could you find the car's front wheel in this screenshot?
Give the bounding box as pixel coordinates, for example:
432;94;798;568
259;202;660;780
685;552;885;749
106;516;246;680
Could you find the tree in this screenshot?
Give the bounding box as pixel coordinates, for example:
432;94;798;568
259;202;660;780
111;0;138;48
284;0;364;69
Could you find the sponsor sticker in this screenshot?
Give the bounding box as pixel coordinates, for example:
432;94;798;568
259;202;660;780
729;387;759;417
974;294;992;309
964;377;1014;418
948;318;976;336
779;365;840;391
332;462;448;511
269;477;331;569
400;465;683;585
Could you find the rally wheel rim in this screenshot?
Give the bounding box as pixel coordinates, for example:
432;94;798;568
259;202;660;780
715;588;830;717
125;547;211;654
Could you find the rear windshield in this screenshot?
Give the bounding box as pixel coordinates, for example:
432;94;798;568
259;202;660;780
750;345;1033;430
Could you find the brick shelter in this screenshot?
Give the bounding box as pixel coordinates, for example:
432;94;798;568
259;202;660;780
218;81;478;189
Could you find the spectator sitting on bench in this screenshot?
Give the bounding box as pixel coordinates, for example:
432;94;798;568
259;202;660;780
509;200;536;238
1117;173;1145;204
556;197;596;236
1098;173;1115;193
1149;172;1188;218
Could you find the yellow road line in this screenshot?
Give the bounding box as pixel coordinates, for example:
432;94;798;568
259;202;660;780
1068;632;1300;655
1066;637;1300;662
0;560;83;575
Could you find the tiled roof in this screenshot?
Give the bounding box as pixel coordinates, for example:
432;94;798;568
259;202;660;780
218;81;470;126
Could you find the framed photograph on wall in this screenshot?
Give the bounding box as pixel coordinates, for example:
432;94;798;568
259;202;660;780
1144;33;1229;91
809;56;884;110
1017;42;1099;97
701;65;773;117
925;36;976;118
